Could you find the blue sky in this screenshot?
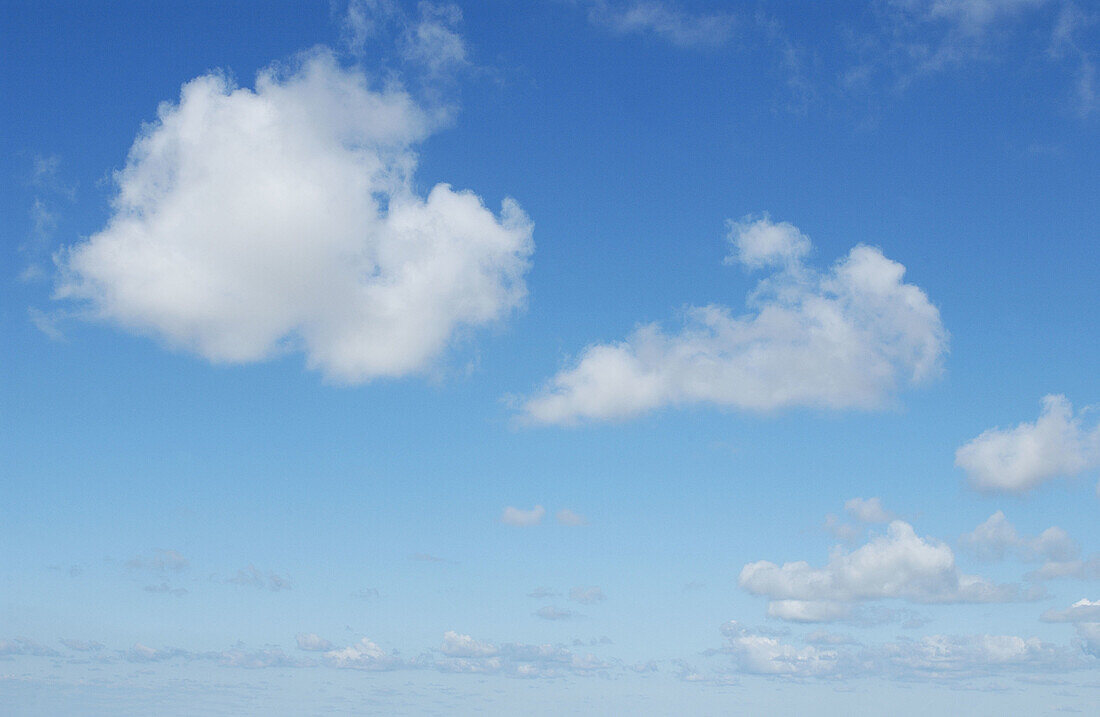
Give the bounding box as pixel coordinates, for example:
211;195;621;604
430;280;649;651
2;0;1099;714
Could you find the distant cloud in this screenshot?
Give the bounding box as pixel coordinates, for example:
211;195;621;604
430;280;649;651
961;511;1078;563
296;633;334;651
527;587;559;598
956;395;1100;493
521;215;946;424
556;508;588;526
126;549;189;573
351;587;380;599
501;505;546;527
323;637;403;670
226;565;292;591
568;586;606;605
56;49;533;384
586;1;736;48
143;582;188;597
60;639;104;652
409;552;448;562
441;630;498;658
535;606;577;621
0;638;59;657
740;520;1025;622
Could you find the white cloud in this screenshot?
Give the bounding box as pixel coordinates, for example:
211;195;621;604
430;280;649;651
400;3;468;76
57;49;533;383
725;213;811;269
521;215;946;424
440;631;498;658
1041;598;1100;623
720;622;841;677
586;1;737;48
323;637;401;670
556;508;588;526
296;633;333;651
569;586;606;605
844;497;893;524
501;505;545;527
740;520;1021;622
960;511;1078;562
0;638;59;657
955;395;1100;493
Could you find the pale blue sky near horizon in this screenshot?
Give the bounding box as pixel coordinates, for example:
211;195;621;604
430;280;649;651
2;1;1099;714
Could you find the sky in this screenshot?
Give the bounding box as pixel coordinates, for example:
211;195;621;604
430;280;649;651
1;0;1099;714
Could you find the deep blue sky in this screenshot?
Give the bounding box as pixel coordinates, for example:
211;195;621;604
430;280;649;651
2;1;1099;714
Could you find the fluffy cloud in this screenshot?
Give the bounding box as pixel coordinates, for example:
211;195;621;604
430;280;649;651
296;633;333;652
501;505;545;526
844;497;893;524
440;631;497;658
57;50;533;383
720;622;842;677
1041;598;1100;623
323;637;401;670
521;215;946;424
960;511;1078;562
955;395;1100;493
740;520;1021;622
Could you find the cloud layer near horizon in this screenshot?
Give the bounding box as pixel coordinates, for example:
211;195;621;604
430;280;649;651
57;49;533;382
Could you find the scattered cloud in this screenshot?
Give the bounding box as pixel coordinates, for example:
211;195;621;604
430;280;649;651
226;565;292;591
845;497;894;524
399;3;468;76
569;586;606;605
527;587;559;598
351;587;380;599
440;631;498;658
409;552;448;563
0;638;59;657
956;395;1100;493
556;508;588;526
501;505;546;527
57;49;533;384
961;511;1078;563
143;582;188;597
586;0;737;49
740;520;1026;622
296;633;334;651
60;639;103;652
126;549;189;573
323;637;403;670
521;215;946;424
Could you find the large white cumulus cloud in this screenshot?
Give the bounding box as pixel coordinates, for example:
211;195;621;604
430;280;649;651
521;215;946;424
57;50;533;381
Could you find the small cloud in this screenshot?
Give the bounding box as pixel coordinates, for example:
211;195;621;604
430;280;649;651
569;586;606;605
501;505;545;527
226;564;291;591
527;586;559;599
535;606;577;621
844;497;893;524
143;582;188;597
296;633;334;651
60;639;103;652
351;587;380;599
556;508;588;526
127;549;189;573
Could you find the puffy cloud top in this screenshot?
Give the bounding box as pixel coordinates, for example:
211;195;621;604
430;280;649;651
58;50;533;382
521;216;946;424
